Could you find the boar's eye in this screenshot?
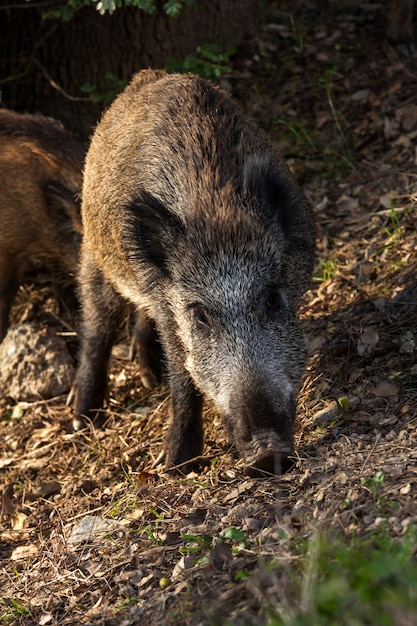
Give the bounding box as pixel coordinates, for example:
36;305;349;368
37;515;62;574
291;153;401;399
265;289;280;310
191;305;212;333
264;288;285;319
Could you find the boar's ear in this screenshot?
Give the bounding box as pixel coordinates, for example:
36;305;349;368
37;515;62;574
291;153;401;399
43;180;82;236
243;154;297;237
124;191;185;276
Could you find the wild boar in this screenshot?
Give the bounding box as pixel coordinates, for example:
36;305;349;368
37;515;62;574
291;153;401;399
387;0;414;55
73;69;316;475
0;110;85;342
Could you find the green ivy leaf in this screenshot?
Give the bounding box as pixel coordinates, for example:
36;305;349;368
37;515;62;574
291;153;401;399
224;527;245;542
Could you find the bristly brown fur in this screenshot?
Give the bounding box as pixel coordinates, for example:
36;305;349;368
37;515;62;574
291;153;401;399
0;109;85;342
74;69;316;474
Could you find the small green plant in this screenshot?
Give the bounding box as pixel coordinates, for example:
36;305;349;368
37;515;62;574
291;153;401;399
43;0;196;20
318;69;348;144
143;524;163;545
43;0;92;21
273;108;355;180
94;0;195;16
385;199;402;238
313;257;338;283
224;527;248;554
81;72;128;104
179;533;212;568
0;597;30;624
166;44;236;80
265;526;417;625
274;117;317;154
288;14;305;52
224;527;245;542
362;470;385;500
180;533;212;555
94;0;155;15
163;0;196;16
119;459;138;489
336;396;350;418
1;404;24;421
108;497;128;518
361;471;395;514
139;508;165;545
114;595;139;611
106;484;142;517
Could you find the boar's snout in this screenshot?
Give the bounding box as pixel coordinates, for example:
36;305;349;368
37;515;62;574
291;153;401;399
241;429;294;476
224;384;296;475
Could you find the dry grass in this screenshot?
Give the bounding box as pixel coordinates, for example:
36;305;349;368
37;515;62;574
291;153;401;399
1;1;417;624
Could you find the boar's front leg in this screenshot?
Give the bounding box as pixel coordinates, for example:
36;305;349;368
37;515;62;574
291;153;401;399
73;247;124;430
130;308;165;389
162;340;204;472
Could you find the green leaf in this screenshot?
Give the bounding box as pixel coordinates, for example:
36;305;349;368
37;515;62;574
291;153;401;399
224;527;245;542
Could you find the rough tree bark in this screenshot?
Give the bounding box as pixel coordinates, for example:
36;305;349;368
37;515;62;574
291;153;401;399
0;0;263;138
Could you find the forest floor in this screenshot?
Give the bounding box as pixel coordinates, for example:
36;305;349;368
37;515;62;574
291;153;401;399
1;1;417;624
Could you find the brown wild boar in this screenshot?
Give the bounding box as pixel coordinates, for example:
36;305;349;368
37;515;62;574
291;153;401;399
73;69;316;475
0;110;85;342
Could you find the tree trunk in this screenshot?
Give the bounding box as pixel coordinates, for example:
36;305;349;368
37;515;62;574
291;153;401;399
0;0;263;138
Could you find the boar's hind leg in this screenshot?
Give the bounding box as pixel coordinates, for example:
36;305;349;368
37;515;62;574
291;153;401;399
130;308;164;389
0;260;19;343
164;356;204;473
53;280;79;326
73;252;124;430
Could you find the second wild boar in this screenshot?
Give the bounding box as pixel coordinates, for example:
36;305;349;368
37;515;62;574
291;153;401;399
0;110;84;342
73;69;316;474
387;0;414;55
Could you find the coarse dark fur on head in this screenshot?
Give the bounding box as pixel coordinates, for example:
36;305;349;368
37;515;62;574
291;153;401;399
73;69;316;475
0;109;85;342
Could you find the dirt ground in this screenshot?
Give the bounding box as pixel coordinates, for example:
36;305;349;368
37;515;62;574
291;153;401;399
1;1;417;624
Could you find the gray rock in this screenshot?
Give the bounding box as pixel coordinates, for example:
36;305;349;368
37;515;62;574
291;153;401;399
68;515;121;546
0;323;74;402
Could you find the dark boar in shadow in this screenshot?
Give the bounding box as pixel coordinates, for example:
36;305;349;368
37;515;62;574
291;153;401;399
0;110;85;342
387;0;414;55
73;69;316;475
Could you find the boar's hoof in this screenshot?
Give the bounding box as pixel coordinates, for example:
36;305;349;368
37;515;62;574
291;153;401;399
164;457;205;476
72;411;107;431
164;449;206;475
138;369;159;390
72;415;85;431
